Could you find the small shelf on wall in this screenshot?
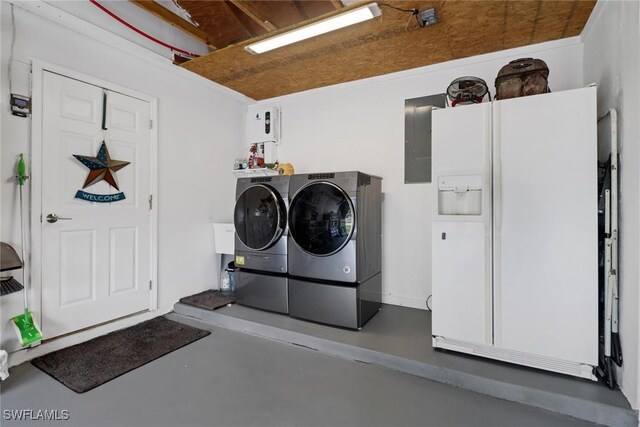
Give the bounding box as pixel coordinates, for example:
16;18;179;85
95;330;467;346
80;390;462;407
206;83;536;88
232;168;279;178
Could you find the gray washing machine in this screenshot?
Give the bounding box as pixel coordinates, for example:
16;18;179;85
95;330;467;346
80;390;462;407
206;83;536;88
287;171;382;328
234;175;289;313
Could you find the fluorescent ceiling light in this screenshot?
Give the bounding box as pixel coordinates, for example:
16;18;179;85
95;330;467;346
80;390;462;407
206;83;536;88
245;3;381;55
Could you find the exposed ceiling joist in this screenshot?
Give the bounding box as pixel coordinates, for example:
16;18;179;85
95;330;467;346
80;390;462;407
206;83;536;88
292;1;310;21
130;0;223;49
229;0;277;32
330;0;344;10
222;0;259;38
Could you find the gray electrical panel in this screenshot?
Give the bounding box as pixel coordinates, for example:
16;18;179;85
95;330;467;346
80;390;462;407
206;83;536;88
404;94;446;183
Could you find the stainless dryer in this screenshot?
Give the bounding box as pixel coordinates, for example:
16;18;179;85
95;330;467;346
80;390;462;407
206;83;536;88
234;175;289;313
287;171;382;328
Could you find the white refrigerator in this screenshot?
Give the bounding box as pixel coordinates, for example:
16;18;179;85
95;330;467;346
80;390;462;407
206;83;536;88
431;86;598;380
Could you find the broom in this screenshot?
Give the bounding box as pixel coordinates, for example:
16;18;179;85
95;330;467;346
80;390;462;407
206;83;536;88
11;154;43;347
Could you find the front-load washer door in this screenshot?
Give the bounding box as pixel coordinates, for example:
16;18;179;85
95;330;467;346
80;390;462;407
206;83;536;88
289;182;355;256
234;184;286;251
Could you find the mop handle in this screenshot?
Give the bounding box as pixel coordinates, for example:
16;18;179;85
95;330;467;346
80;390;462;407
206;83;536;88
16;154;29;311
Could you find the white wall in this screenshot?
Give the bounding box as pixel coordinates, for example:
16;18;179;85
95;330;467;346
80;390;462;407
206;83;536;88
0;2;250;354
252;39;584;309
583;0;640;409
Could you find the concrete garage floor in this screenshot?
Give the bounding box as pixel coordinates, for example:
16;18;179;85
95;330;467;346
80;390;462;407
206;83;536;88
173;303;634;426
1;315;598;427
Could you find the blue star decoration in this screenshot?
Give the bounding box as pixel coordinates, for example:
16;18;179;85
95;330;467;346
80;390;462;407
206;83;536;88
73;141;130;191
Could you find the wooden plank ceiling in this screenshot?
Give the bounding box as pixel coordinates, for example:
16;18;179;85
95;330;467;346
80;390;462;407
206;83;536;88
162;0;597;100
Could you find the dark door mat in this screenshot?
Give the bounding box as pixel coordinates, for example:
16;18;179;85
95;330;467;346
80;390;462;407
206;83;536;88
31;316;210;393
179;289;235;311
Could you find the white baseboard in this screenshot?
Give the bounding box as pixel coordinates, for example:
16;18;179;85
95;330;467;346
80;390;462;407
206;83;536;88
381;294;429;310
7;307;172;367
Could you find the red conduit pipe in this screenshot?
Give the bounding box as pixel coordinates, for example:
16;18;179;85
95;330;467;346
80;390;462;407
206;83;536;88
89;0;200;58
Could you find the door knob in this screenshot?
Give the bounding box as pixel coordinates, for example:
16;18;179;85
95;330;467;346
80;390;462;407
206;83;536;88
46;214;72;223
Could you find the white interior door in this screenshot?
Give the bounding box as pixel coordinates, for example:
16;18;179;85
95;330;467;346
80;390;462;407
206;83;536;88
41;71;153;339
493;87;598;365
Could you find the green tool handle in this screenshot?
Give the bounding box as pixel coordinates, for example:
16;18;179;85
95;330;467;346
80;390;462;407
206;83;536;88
17;153;27;186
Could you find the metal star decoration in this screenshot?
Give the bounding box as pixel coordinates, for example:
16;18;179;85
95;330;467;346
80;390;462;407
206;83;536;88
73;141;130;191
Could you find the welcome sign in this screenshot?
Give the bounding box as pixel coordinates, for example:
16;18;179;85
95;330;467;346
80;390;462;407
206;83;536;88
74;191;125;203
73;141;130;203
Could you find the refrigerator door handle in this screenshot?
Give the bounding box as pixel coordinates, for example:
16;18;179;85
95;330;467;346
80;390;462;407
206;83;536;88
493;111;502;234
